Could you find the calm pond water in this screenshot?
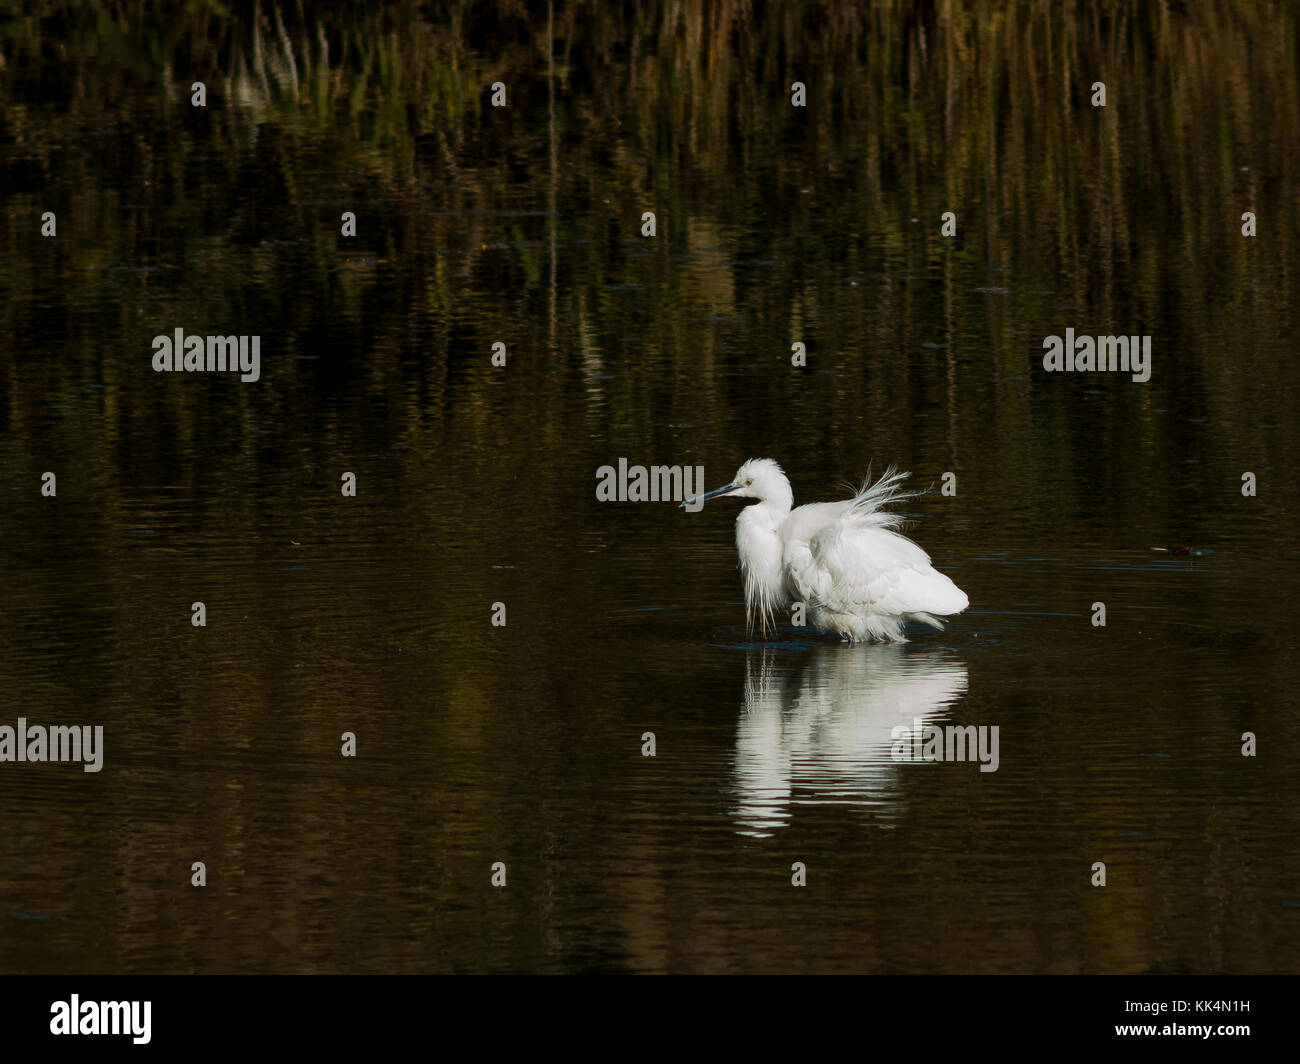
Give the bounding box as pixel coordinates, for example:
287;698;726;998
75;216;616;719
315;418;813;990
2;2;1299;973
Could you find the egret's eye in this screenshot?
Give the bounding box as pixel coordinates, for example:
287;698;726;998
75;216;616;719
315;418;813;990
745;478;753;486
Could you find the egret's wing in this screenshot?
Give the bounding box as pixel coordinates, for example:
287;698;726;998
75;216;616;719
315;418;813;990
816;522;967;615
782;468;967;623
784;515;968;620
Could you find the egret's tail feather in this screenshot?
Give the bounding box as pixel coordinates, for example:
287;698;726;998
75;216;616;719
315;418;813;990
909;612;945;630
844;466;920;531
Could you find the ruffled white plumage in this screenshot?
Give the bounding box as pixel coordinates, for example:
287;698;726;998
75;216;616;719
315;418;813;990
718;461;966;643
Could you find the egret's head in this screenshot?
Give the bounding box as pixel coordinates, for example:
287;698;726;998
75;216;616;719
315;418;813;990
728;458;788;500
681;457;791;508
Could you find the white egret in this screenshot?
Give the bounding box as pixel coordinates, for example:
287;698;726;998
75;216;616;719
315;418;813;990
682;458;969;642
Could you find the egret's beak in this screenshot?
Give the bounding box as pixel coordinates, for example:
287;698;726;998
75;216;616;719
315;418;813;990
680;482;740;510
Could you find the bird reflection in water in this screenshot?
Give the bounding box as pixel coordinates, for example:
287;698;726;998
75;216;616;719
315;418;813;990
732;644;969;837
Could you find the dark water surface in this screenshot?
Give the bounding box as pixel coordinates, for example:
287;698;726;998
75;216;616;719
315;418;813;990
2;3;1299;973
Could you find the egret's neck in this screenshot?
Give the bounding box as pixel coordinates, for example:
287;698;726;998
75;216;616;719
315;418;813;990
735;495;793;635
